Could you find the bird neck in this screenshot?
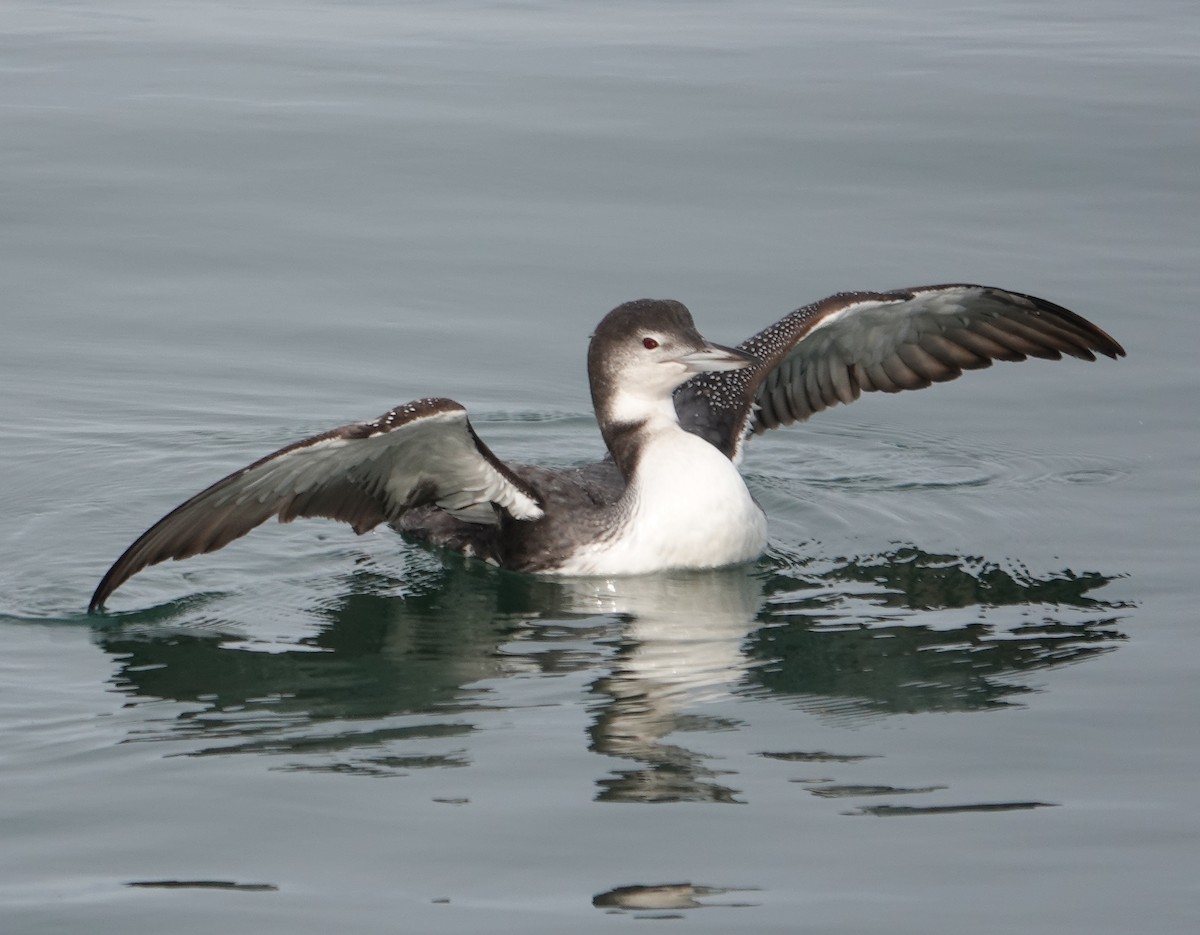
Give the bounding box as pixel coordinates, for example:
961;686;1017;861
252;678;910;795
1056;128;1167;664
595;388;684;482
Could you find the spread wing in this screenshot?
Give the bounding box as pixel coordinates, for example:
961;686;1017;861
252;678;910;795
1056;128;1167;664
89;397;543;611
674;284;1126;459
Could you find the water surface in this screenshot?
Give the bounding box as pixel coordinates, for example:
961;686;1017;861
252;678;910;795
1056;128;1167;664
2;1;1197;932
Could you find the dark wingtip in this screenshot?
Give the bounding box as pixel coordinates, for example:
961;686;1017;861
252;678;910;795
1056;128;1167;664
88;569;118;614
1102;336;1127;360
1016;288;1126;360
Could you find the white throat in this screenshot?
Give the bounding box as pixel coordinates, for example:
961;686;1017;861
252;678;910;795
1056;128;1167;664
554;419;768;576
604;380;685;429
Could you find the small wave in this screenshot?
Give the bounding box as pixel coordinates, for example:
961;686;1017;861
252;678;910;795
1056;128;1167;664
752;421;1129;495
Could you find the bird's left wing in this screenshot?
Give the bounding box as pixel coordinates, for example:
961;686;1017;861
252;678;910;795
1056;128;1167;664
674;284;1125;459
89;397;542;611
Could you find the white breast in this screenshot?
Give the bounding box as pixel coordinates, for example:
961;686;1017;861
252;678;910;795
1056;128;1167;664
552;428;767;576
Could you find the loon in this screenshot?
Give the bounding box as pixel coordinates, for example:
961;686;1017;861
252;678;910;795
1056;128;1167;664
88;284;1124;611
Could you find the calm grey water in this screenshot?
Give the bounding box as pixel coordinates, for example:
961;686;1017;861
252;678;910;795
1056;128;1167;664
2;1;1198;932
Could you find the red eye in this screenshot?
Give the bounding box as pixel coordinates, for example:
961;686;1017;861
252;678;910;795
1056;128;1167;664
642;337;659;349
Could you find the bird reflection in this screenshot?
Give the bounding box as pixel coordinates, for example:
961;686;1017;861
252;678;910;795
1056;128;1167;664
572;570;762;804
95;545;1126;792
748;548;1127;718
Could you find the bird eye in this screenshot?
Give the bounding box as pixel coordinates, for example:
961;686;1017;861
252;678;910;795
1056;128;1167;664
642;337;659;350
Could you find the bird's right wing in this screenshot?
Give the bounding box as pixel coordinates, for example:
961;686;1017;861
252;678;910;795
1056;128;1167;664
89;397;543;611
675;284;1125;459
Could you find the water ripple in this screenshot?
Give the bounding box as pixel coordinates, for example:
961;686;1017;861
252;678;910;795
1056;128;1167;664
753;421;1129;494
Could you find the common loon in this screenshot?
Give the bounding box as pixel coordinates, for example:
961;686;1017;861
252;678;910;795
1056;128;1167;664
88;284;1124;611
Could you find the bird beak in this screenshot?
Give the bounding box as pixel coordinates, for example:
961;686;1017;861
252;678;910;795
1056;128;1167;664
675;342;758;373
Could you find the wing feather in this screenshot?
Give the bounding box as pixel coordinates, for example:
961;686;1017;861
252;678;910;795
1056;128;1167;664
803;359;825;415
829;359;861;405
879;352;932;391
918;330;993;370
675;284;1124;456
812;355;840;412
89;398;543;611
894;341;959;383
942;326;1025;361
